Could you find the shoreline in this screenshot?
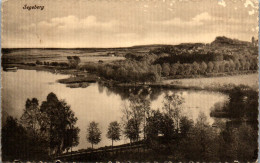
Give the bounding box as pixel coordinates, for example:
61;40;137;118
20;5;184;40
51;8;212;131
3;63;258;92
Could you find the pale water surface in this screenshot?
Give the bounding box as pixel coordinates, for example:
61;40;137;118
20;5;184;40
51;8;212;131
2;69;228;150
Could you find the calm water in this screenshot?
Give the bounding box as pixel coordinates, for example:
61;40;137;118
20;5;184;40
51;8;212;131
2;69;228;150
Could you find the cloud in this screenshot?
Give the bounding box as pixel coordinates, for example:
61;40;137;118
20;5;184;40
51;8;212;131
159;17;203;26
244;0;258;15
218;0;226;7
5;0;258;48
152;12;213;27
21;15;117;31
192;12;211;22
248;9;255;15
244;0;257;8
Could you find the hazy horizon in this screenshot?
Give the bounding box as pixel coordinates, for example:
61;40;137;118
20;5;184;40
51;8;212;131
2;0;258;48
0;36;255;49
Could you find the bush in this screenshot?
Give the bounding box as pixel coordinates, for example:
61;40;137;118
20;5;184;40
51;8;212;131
50;62;59;66
58;62;69;67
43;62;50;65
36;60;41;65
27;63;36;66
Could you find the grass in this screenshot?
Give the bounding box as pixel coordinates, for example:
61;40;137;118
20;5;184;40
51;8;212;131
2;49;125;64
65;82;90;88
58;76;97;84
163;73;258;89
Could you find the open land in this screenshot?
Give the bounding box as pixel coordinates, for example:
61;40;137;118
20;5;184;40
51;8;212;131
164;73;258;89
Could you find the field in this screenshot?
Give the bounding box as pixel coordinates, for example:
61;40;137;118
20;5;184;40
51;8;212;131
1;45;172;65
2;48;126;64
2;47;259;90
163;73;259;89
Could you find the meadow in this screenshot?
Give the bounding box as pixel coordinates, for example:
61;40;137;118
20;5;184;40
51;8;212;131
2;48;126;64
164;73;258;89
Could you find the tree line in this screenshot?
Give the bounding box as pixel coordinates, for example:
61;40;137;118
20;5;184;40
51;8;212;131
80;56;161;83
149;37;258;78
159;58;257;78
79;42;257;82
35;56;81;68
80;51;257;83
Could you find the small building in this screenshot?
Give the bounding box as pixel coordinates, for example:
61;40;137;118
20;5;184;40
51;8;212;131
251;36;258;47
107;52;116;57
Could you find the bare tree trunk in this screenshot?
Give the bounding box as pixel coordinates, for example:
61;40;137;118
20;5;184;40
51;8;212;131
71;146;72;160
112;139;114;157
144;111;146;140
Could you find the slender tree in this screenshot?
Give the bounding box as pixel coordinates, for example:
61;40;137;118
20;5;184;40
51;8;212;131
106;121;121;147
124;118;141;143
234;60;241;71
200;61;208;74
63;127;80;153
224;62;230;72
162;63;170;76
192;61;200;75
170;63;179;76
162;93;184;132
229;60;235;72
244;62;250;70
207;62;214;73
20;98;41;136
87;121;102;149
213;62;220;73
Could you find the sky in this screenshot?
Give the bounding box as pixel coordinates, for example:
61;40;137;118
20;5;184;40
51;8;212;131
2;0;259;48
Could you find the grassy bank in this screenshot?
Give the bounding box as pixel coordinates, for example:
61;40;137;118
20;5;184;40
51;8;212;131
58;75;98;88
58;76;97;84
3;63;100;88
3;63;258;91
163;73;258;90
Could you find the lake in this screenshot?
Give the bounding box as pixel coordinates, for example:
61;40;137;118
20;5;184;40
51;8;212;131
2;69;228;150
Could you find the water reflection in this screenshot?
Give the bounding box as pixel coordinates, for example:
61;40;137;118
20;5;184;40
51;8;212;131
2;69;228;150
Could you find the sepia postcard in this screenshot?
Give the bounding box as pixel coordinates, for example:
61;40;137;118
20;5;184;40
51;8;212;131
1;0;259;162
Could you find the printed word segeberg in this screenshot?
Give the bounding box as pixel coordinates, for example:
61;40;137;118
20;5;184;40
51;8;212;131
23;4;44;11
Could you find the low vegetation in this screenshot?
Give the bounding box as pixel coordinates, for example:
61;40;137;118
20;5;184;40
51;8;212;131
164;73;258;90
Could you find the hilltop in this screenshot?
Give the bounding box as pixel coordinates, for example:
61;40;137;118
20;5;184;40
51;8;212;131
211;36;252;47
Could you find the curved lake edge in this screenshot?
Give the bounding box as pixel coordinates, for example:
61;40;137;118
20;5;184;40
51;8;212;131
2;68;257;151
4;63;257;93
